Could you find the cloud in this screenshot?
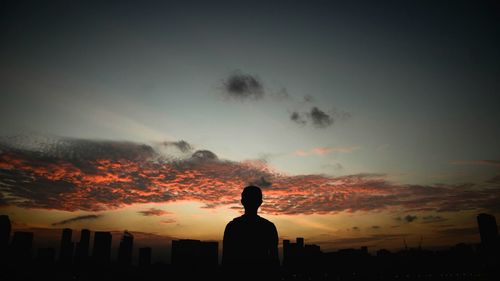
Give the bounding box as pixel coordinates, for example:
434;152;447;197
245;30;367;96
190;150;218;161
421;215;447;224
372;225;381;229
249;176;272;188
450;160;500;167
290;111;306;125
138;208;170;216
162;140;192;153
160;219;176;224
290;107;351;129
2;136;500;215
52;215;101;226
222;71;264;100
396;215;418;223
295;146;360;157
321;162;344;171
303;95;314;103
309;107;333;128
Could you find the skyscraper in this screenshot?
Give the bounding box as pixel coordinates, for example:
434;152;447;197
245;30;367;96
138;247;152;267
59;228;74;263
75;229;90;263
283;237;305;268
171;239;219;267
92;231;112;264
0;215;11;259
11;231;33;262
37;247;56;264
477;213;498;246
117;231;133;265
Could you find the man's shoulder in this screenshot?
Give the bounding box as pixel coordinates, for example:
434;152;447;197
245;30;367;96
257;216;276;228
228;215;276;227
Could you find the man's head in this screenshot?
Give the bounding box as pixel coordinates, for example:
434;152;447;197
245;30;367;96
241;185;262;213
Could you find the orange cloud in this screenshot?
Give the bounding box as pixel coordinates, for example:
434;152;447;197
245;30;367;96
1;138;499;215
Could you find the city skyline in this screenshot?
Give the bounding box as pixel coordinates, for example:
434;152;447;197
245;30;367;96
0;213;498;265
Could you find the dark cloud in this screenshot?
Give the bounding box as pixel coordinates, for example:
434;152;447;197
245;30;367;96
404;215;418;222
52;215;101;226
309;107;333;128
396;215;418;223
422;215;447;224
162;140;192;153
372;225;381;229
2;136;500;215
352;226;360;231
303;95;314;103
190;150;218;161
249;176;272;188
290;107;350;129
290;111;306;125
222;71;264;100
138;208;170;216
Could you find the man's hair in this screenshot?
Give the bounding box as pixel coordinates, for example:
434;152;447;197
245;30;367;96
241;185;262;207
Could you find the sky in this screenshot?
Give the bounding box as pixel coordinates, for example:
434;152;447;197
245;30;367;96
1;0;500;262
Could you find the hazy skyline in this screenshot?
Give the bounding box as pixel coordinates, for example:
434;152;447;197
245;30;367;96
1;0;500;259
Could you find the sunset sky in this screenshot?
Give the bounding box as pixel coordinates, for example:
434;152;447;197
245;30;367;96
1;0;500;262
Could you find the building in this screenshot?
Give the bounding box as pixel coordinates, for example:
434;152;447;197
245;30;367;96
283;237;321;269
117;231;134;265
477;213;498;246
283;237;304;268
139;247;152;267
75;229;90;263
92;231;112;264
59;228;74;263
171;239;218;267
0;215;11;252
37;247;56;264
11;231;34;262
0;215;11;263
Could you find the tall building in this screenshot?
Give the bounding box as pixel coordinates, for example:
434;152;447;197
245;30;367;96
296;237;304;248
283;237;321;269
92;231;112;264
283;237;304;268
0;215;11;252
0;215;11;263
59;228;74;263
75;229;90;263
171;239;218;267
477;213;498;246
37;247;56;264
11;231;33;262
117;231;134;265
138;247;152;267
200;241;218;267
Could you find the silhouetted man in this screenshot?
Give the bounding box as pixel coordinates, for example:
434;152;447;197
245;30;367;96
222;185;279;273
